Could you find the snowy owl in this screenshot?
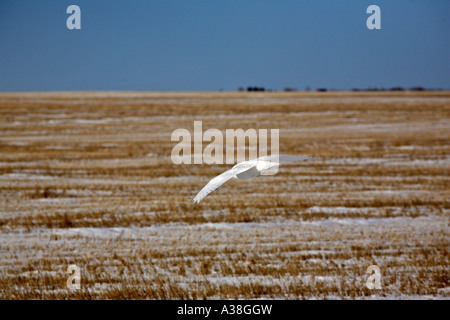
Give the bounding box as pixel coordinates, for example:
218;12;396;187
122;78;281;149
192;155;311;203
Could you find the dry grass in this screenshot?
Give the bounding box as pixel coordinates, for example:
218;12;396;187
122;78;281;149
0;91;449;299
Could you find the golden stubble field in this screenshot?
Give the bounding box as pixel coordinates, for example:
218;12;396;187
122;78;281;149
0;91;449;299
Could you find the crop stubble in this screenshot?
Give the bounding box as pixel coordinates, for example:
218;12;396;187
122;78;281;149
0;91;448;299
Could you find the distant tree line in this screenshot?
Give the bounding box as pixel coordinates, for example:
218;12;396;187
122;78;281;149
351;86;432;92
237;86;440;92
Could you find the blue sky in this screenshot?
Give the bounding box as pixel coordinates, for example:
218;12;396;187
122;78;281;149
0;0;449;91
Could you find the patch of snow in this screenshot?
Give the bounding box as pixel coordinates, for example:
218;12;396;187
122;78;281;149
305;206;374;214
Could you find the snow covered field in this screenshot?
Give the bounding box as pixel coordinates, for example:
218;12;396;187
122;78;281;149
0;91;448;299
